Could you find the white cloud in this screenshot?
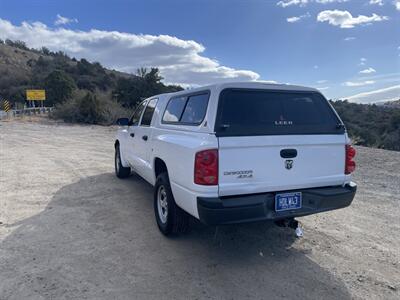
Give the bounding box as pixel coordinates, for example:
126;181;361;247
344;37;356;41
317;79;328;83
359;67;376;74
359;57;367;66
287;12;311;23
0;18;260;86
317;10;388;28
277;0;347;6
395;0;400;10
257;80;279;84
369;0;384;5
54;14;78;26
343;80;375;87
356;72;400;83
277;0;308;8
346;85;400;103
315;0;348;3
287;16;301;23
317;86;330;90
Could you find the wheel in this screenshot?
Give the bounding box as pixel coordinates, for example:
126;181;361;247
154;173;190;236
115;144;131;178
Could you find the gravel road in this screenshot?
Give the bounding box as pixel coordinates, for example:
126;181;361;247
0;119;399;300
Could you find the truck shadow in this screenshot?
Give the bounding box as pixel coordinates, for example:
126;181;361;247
0;173;351;299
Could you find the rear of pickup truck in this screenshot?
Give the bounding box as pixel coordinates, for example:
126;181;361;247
197;88;357;225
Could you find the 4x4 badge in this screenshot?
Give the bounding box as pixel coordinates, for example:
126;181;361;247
285;160;293;170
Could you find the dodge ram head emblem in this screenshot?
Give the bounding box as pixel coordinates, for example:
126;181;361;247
285;160;293;170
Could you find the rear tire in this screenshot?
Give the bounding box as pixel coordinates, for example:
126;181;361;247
154;173;189;236
115;144;131;178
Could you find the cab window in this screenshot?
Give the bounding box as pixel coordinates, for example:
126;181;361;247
130;101;147;126
140;98;158;126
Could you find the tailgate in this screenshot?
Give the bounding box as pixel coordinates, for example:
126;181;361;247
214;88;347;197
218;134;346;196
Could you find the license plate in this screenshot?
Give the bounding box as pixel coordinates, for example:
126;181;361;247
275;192;302;212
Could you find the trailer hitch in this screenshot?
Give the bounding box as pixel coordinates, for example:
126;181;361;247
274;218;304;237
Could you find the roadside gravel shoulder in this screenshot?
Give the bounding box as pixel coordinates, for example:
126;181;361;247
0;120;399;299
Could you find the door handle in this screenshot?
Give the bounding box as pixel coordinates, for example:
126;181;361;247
130;133;135;137
142;135;148;141
280;149;297;158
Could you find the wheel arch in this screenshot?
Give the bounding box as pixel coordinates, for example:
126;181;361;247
114;139;129;168
154;157;168;179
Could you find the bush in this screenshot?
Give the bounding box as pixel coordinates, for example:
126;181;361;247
383;130;400;151
5;39;29;50
44;70;76;105
51;91;130;125
77;92;103;123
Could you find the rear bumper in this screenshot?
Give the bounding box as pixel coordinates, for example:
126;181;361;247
197;183;357;225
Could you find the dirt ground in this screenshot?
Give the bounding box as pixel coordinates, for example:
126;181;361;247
0;118;399;300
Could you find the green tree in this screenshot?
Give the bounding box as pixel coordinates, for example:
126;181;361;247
77;59;96;75
41;47;51;55
44;70;76;105
114;68;182;107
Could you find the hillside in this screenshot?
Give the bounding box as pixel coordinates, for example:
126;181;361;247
0;40;182;109
331;100;400;151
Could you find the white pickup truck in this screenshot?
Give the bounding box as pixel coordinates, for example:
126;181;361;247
114;82;357;236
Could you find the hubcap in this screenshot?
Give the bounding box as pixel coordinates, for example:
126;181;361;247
157;186;168;224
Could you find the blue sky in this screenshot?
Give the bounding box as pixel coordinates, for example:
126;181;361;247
0;0;399;102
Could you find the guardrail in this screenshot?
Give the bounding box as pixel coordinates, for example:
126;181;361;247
0;107;54;119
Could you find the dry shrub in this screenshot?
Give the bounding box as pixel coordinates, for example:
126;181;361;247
51;90;130;125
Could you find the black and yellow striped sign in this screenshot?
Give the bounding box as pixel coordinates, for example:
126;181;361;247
2;100;11;112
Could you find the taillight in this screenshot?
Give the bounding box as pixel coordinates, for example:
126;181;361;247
194;149;218;185
345;144;356;174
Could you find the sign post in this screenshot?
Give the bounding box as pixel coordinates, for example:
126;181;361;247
26;90;46;107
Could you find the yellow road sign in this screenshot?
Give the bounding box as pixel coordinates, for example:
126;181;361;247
26;90;46;101
3;100;11;112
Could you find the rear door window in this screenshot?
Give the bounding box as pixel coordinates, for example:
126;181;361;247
215;89;343;136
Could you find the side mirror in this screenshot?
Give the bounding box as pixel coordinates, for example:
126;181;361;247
116;118;129;126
